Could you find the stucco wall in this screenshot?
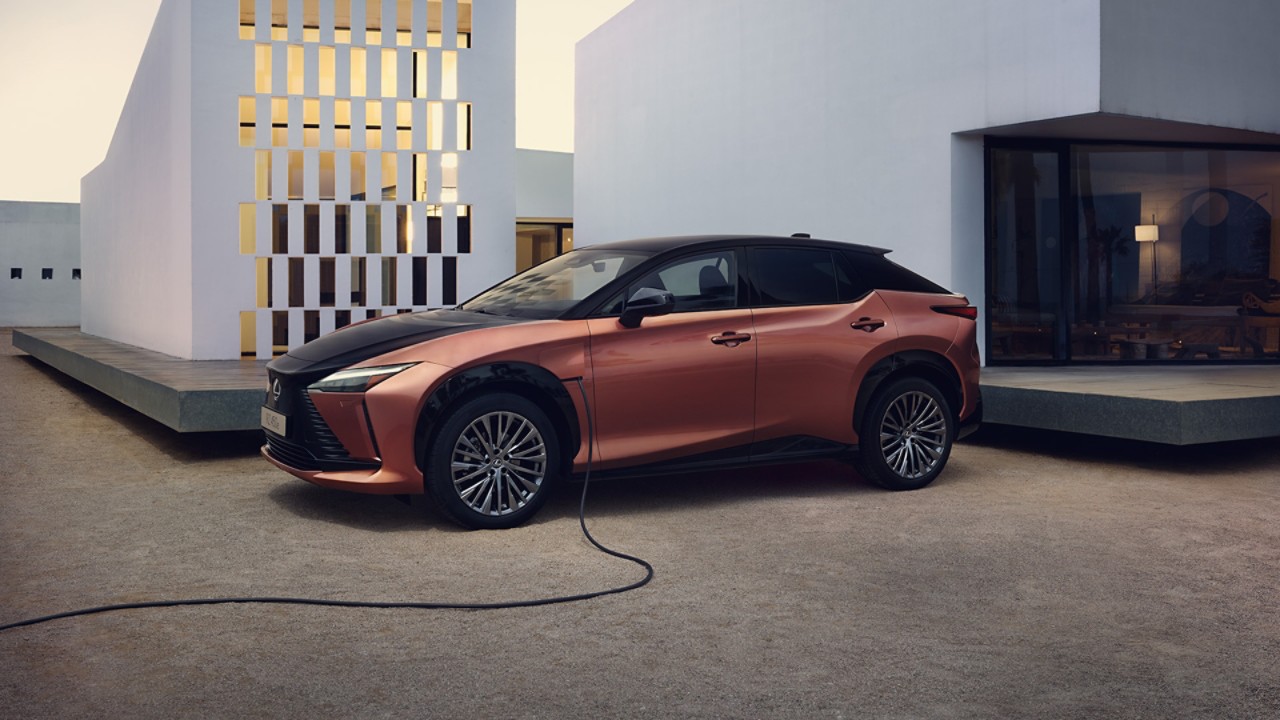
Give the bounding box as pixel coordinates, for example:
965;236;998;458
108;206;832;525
516;149;573;220
0;201;81;327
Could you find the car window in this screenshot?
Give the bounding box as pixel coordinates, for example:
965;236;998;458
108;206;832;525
621;250;738;313
845;251;950;294
751;248;843;307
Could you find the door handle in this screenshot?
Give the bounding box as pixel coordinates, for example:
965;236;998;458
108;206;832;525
851;317;885;332
710;331;752;346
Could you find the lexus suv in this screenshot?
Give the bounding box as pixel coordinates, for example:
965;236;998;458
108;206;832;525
262;235;982;529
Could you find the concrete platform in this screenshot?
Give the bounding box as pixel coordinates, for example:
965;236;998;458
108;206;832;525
12;327;268;432
11;327;1280;443
982;365;1280;445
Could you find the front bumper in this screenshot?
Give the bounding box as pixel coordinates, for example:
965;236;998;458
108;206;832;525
261;445;424;495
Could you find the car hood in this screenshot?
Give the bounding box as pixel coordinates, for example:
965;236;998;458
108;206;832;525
267;309;527;377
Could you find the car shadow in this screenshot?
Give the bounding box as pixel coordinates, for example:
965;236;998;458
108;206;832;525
266;480;461;533
536;460;877;523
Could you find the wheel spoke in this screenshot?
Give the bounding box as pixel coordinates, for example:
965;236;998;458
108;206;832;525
450;408;547;517
878;390;949;480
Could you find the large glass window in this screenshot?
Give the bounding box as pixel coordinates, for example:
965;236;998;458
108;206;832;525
987;141;1280;363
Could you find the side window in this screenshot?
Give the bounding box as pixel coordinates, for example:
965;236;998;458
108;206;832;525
626;250;738;313
751;248;841;306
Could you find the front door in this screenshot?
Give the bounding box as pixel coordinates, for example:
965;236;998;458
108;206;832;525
586;249;755;469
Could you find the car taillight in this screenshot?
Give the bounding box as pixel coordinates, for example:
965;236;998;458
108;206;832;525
932;305;978;320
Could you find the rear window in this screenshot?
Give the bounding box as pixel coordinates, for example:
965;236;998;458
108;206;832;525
751;248;850;307
846;252;950;295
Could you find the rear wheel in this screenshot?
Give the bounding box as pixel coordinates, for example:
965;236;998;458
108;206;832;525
425;393;560;529
855;377;954;491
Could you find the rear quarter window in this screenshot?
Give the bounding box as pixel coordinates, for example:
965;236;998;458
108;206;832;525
846;252;950;295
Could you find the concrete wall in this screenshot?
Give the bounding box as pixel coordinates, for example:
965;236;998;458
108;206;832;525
0;202;81;327
516;149;573;220
81;0;194;358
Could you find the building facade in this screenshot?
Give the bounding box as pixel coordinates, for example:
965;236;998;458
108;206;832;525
576;0;1280;365
83;0;515;360
0;201;81;327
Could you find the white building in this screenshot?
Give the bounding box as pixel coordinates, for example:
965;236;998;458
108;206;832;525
83;0;515;360
576;0;1280;365
0;201;81;328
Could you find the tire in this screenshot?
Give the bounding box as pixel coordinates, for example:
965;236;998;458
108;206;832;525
854;376;954;491
424;393;560;530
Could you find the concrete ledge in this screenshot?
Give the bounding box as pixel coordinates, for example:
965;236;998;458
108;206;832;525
982;366;1280;445
13;328;267;432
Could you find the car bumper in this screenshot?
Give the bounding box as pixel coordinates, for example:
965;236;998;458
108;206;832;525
957;399;983;441
261;446;424;495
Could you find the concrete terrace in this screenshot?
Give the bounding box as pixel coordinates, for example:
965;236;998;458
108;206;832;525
12;327;1280;444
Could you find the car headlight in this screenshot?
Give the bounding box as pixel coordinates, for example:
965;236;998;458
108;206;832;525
308;363;419;393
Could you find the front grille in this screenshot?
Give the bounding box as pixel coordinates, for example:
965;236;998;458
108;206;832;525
265;374;378;472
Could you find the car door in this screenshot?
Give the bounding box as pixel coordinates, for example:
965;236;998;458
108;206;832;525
748;246;898;452
586;248;756;470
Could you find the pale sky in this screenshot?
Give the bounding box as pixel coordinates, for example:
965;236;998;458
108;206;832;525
0;0;631;203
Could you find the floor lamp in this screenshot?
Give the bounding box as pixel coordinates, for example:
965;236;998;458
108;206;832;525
1135;215;1159;299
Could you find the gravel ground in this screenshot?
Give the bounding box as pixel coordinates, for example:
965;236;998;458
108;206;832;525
1;328;1279;719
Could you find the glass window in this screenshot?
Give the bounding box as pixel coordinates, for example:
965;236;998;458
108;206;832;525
412;256;427;305
239;96;255;147
413;153;427;201
458;0;472;48
257;258;272;308
303;98;319;147
40;268;52;280
351;152;366;200
443;256;457;305
427;1;443;47
303;0;319;41
10;268;21;279
272;204;288;253
255;45;271;94
441;51;457;99
396;0;412;46
464;249;652;318
335;204;350;253
335;0;351;43
627;250;738;313
366;99;382;149
239;0;254;40
304;204;320;253
382;48;397;97
288;45;304;95
350;47;366;97
413;50;428;98
320;257;335;307
457;103;472;150
350;256;366;306
319;151;335;200
288;150;304;200
256;150;272;200
335;99;351;148
396;205;410;253
457;204;471;253
240;203;256;254
289;257;305;307
427;102;443;150
271;97;288;146
319;47;335;95
366;0;382;44
382;152;397;201
381;257;398;305
750;248;840;307
270;0;287;40
366;205;382;253
427;204;442;252
72;268;81;280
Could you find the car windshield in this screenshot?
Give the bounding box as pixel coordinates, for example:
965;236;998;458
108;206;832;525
459;249;653;319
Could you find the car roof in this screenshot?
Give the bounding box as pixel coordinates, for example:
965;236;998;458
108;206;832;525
583;234;891;256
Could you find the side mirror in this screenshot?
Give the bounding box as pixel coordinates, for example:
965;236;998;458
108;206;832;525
619;287;676;328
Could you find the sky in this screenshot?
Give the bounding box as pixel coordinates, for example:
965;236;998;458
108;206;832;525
0;0;631;203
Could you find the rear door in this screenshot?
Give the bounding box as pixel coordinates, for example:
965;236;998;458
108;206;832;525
586;249;756;469
748;247;898;451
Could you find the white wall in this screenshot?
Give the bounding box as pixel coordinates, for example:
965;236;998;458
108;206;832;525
81;0;194;358
516;149;573;220
0;202;81;327
575;0;1102;299
1100;0;1280;135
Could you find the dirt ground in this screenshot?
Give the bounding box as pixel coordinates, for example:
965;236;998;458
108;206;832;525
1;328;1278;719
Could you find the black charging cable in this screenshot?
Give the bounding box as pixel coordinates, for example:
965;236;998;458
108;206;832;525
0;378;652;633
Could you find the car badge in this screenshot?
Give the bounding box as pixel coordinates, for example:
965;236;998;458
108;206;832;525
271;379;282;402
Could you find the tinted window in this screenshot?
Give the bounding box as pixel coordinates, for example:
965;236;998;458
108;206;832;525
846;252;950;294
624;250;738;313
751;248;842;306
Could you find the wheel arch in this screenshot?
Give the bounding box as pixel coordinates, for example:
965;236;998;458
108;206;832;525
414;362;581;477
853;351;965;436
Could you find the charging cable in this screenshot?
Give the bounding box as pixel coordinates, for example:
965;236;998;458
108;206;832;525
0;377;652;632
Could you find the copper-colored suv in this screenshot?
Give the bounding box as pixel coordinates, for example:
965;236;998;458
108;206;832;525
262;235;982;529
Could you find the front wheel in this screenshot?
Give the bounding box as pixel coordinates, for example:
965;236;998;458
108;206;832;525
425;393;560;529
854;377;954;491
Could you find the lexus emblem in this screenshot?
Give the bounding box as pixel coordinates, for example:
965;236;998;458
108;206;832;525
271;379;282;402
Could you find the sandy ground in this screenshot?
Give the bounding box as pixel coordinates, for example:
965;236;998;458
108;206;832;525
1;327;1278;719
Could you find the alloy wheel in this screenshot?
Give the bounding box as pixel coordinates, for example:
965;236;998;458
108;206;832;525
450;410;548;516
879;390;948;480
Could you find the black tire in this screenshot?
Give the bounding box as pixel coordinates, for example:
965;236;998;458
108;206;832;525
424;393;560;530
854;376;954;491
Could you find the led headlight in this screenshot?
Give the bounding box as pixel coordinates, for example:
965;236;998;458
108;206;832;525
309;363;418;393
